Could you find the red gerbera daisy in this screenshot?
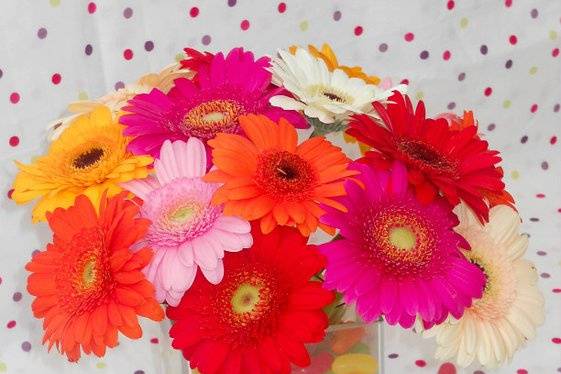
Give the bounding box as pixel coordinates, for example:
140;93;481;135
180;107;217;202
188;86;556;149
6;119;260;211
347;92;505;222
167;225;334;374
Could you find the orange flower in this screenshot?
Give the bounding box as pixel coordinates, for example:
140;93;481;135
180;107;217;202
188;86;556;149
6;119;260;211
205;114;357;236
26;193;164;362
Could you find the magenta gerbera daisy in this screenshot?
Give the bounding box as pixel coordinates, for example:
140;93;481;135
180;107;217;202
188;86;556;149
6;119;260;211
319;162;485;328
120;47;307;158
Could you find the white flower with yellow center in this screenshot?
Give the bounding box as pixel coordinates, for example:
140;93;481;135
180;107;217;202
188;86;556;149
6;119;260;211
422;204;545;368
269;47;405;124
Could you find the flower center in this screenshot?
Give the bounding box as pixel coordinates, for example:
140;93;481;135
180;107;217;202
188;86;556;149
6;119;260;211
81;259;98;289
396;138;457;174
322;91;345;102
168;203;200;225
255;150;317;200
231;283;261;314
72;147;105;170
183;99;245;139
389;226;416;250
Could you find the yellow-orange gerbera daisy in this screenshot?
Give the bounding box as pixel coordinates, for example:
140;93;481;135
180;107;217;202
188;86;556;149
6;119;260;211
26;193;164;361
12;106;152;222
204;114;358;236
290;43;381;85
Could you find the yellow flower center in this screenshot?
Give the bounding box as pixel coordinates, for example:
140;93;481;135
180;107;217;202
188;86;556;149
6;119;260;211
167;202;202;226
389;226;416;250
183;99;245;139
231;283;261;314
81;259;98;289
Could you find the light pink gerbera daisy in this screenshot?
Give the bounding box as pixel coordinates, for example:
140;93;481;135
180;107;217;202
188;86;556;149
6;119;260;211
120;47;307;158
122;138;252;306
319;162;485;328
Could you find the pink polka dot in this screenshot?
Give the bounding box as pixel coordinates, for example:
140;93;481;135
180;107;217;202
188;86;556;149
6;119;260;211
9;92;20;104
509;35;518;45
51;73;61;85
123;49;134;60
415;360;427;367
536;193;546;198
531;104;538;113
400;78;410;85
6;320;16;329
404;32;415;42
150;337;159;344
505;0;513;7
553;288;561;293
87;2;96;14
550;136;557;145
484;87;493;96
552;337;561;344
438;362;457;374
517;370;528;374
189;6;199;17
240;19;250;31
277;2;286;13
7;189;14;199
442;50;451;60
9;136;19;147
447;1;455;10
553;48;560;57
354;26;363;36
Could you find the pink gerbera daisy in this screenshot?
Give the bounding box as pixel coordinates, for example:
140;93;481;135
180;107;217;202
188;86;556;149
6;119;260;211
120;47;307;158
122;138;252;306
319;162;485;328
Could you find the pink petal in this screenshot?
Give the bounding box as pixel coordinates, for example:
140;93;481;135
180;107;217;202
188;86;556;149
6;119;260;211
200;260;224;284
214;216;251;234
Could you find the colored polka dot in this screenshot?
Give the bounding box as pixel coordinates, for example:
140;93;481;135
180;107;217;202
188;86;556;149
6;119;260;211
537;250;547;256
404;32;414;42
189;7;199;17
123;49;134;60
480;45;488;54
550;30;558;40
388;353;399;359
458;72;466;81
415;359;427;367
87;2;96;14
0;362;6;372
553;48;560;57
447;1;455;10
150;337;159;344
12;292;22;302
505;0;512;7
9;136;19;147
420;50;429;59
379;43;388;52
520;135;528;144
473;371;485;374
447;102;456;110
78;91;89;100
278;2;286;13
487;123;496;131
529;66;538;75
443;50;451;60
509;35;518;44
227;0;236;6
549;136;556;144
96;362;106;369
0;68;3;79
333;11;341;21
240;19;250;31
50;0;60;6
114;81;125;90
201;35;211;45
541;272;551;278
517;370;528;374
51;73;62;85
503;100;512;109
511;170;520;179
553;288;561;293
6;320;16;329
531;104;538;113
299;20;309;31
530;8;538;18
7;189;13;199
541;161;549;170
9;92;20;104
505;59;513;68
438;362;457;374
144;40;154;52
354;26;363;36
484;87;493;96
123;7;133;19
460;17;468;28
415;91;424;100
85;44;93;55
37;27;48;39
134;371;145;374
21;341;31;352
400;79;409;85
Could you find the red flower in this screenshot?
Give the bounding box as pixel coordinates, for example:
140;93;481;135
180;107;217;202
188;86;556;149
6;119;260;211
180;48;214;80
167;225;334;374
347;92;505;222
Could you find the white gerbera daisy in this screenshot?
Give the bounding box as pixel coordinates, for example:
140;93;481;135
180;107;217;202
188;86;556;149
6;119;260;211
269;47;405;125
46;62;192;141
422;204;545;368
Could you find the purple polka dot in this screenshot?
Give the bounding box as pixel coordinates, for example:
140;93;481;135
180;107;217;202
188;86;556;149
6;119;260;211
37;27;48;39
505;59;513;69
458;72;466;81
447;102;456;110
134;371;145;374
530;8;538;18
227;0;236;6
419;50;429;59
21;341;31;352
201;35;211;45
557;367;561;373
541;161;549;170
114;81;125;90
541;272;550;278
32;250;41;258
13;292;22;302
85;44;93;56
333;10;342;21
537;250;547;256
487;123;496;131
388;353;399;359
473;371;486;374
123;7;133;18
521;135;528;143
554;103;560;112
529;217;539;222
0;68;3;79
378;43;388;52
144;40;154;51
480;45;488;55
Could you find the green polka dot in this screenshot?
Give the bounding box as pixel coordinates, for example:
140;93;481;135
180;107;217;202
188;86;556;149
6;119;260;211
549;30;558;40
174;52;185;62
511;170;520;180
50;0;61;6
529;66;538;75
96;362;106;369
299;20;309;31
78;91;89;100
460;17;469;29
415;91;424;100
503;99;511;109
0;362;6;372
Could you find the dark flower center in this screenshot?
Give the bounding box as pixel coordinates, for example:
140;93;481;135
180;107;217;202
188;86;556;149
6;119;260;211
397;138;457;174
323;91;344;102
72;147;105;169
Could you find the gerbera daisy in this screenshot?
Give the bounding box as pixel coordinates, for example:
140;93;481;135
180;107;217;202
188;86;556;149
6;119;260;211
347;91;505;222
120;47;307;158
204;114;358;236
122;138;252;306
422;204;545;368
12;106;152;222
269;46;404;125
167;225;334;374
319;162;485;328
47;62;191;141
26;193;164;361
289;43;381;85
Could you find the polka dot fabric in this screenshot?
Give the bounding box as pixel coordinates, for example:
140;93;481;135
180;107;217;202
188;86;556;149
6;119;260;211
0;1;559;373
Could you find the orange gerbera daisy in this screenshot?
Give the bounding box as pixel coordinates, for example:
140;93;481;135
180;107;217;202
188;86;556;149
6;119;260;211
26;193;164;362
204;115;357;236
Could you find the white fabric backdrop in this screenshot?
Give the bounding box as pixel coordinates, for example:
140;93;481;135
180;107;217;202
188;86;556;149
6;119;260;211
1;1;560;373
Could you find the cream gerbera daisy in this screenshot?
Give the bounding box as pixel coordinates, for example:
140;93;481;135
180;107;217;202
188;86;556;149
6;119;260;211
269;47;405;125
421;204;545;368
47;62;191;141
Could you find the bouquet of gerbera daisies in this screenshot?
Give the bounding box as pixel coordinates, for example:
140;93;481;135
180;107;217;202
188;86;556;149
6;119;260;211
11;43;544;373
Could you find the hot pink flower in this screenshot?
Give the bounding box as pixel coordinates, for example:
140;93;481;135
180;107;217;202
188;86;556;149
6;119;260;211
122;138;252;306
319;162;485;328
120;47;307;159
